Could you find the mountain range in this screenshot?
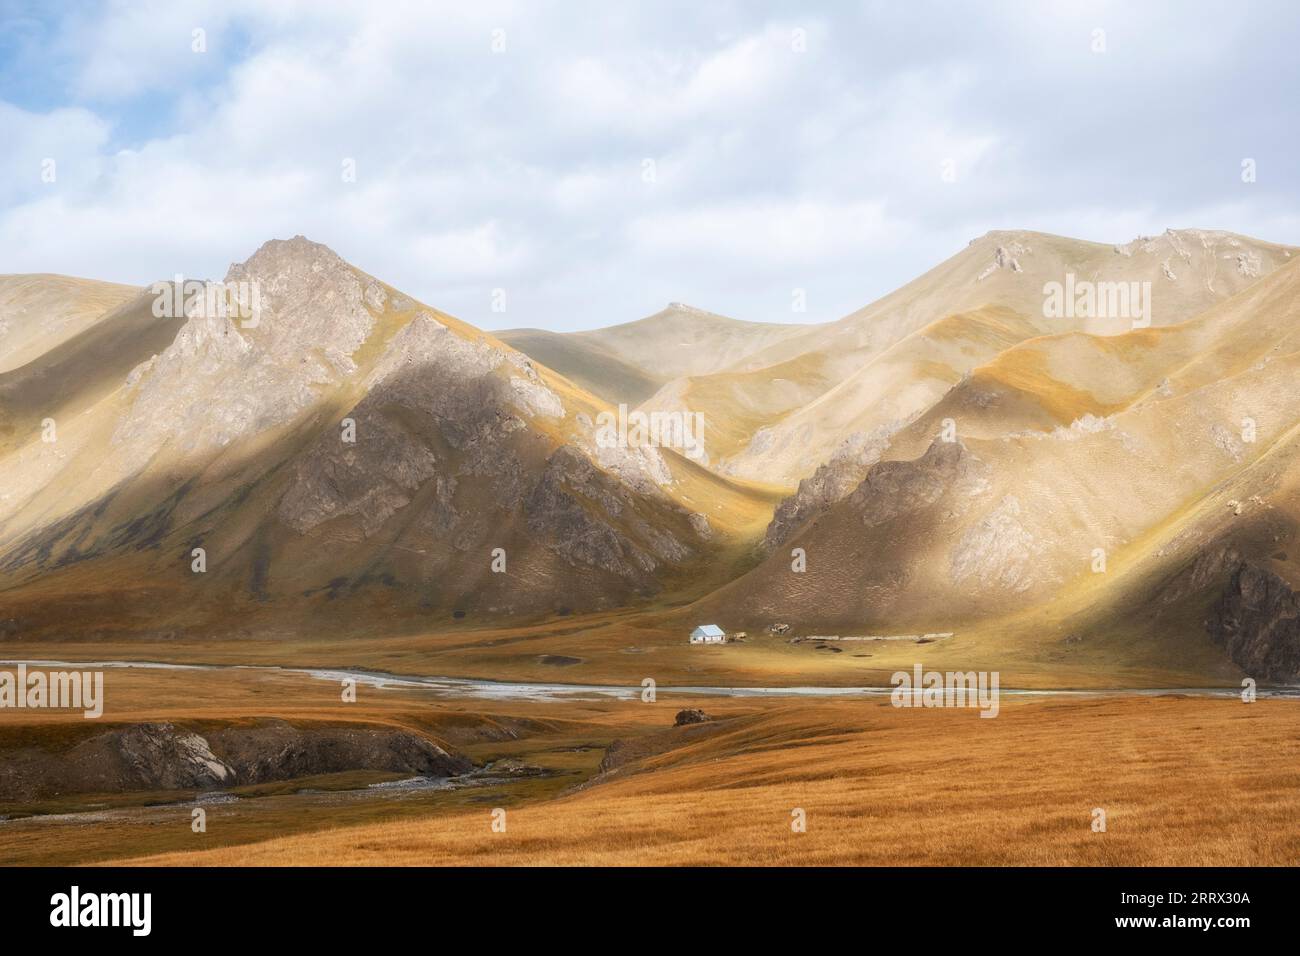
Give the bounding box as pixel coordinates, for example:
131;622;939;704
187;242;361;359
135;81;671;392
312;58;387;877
1;228;1297;682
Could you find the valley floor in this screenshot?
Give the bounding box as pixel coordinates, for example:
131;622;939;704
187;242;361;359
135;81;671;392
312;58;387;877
0;661;1295;866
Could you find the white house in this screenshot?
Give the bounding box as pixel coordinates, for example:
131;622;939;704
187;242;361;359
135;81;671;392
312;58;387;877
690;624;726;644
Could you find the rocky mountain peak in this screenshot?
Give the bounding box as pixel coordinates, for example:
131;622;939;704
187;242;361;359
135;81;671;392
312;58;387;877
227;235;345;282
224;235;378;356
111;237;383;468
665;302;721;317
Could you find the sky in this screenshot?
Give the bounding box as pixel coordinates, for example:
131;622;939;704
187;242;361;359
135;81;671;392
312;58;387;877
2;0;1299;332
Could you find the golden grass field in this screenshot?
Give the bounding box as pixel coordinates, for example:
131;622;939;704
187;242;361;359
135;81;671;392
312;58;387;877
128;693;1300;867
0;585;1244;693
3;663;1295;867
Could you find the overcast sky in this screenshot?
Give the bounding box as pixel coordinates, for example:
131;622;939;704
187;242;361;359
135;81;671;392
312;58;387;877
2;0;1298;331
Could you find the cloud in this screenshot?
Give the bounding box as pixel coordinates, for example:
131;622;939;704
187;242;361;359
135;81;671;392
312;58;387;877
63;0;235;100
628;199;899;268
0;101;111;204
0;1;1298;331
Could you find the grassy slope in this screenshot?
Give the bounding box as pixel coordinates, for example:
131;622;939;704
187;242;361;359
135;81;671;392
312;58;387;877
0;291;185;454
697;231;1297;484
0;274;139;372
0;270;786;637
493;327;664;405
106;692;1300;867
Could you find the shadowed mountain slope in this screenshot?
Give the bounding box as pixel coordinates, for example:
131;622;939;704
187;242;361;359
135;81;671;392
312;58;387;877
0;239;775;638
694;256;1300;679
0;274;139;373
498;302;813;408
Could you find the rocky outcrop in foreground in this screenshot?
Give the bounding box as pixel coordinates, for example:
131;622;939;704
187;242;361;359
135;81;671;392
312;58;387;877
0;720;471;802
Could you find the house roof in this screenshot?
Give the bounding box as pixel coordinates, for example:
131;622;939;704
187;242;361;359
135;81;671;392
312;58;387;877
692;624;724;636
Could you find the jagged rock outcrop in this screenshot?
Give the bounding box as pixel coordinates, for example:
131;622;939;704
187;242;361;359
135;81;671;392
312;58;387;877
976;240;1029;280
0;720;471;802
206;721;471;783
762;430;892;552
1208;563;1300;681
278;312;552;537
845;438;988;528
113;722;235;790
525;445;689;584
114;237;379;469
278;305;691;587
279;412;443;537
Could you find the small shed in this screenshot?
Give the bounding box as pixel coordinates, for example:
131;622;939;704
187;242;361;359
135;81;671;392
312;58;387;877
690;624;726;644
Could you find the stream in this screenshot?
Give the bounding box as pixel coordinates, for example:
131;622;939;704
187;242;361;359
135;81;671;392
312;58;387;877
3;658;1293;701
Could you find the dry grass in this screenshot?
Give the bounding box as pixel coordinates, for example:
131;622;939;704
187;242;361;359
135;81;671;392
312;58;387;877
119;694;1300;867
0;665;633;865
0;605;1237;689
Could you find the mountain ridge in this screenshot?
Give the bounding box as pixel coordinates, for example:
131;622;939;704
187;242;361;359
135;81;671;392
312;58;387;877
3;228;1298;682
